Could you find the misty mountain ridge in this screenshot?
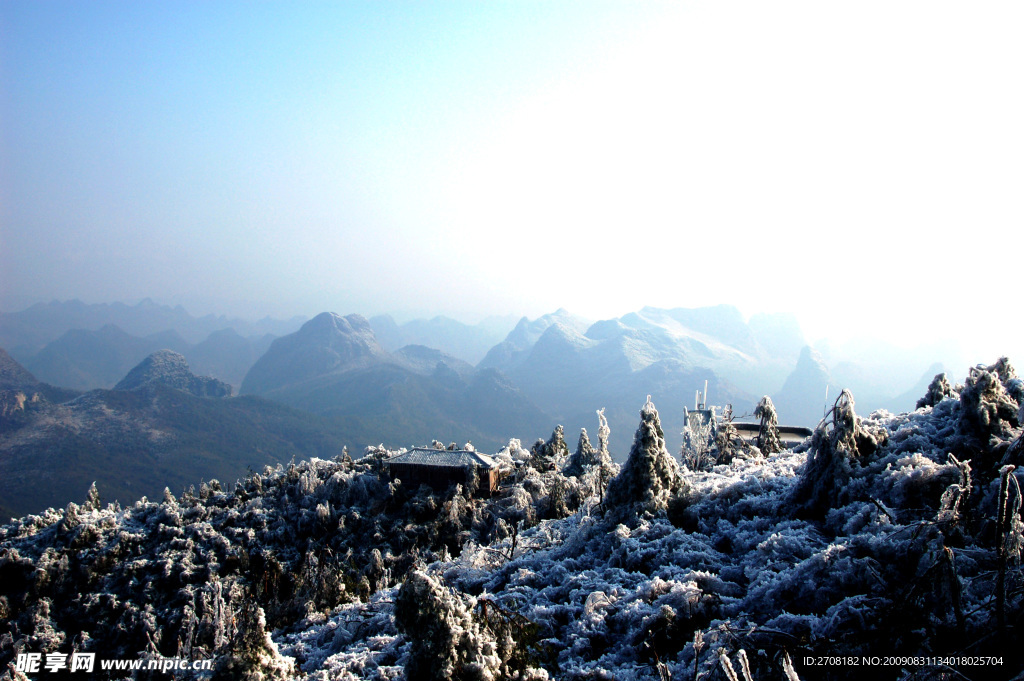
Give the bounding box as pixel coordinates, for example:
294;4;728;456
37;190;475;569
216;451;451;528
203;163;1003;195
494;315;755;453
0;348;80;415
0;349;352;519
242;313;385;391
772;345;838;427
392;344;476;379
478;308;591;372
369;313;517;365
1;298;973;444
239;312;550;452
0;347;40;392
18;323;276;392
187;327;277;388
0;298;304;358
22;324;191;391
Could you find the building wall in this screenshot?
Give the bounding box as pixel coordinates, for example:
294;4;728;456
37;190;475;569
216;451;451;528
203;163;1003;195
388;463;498;495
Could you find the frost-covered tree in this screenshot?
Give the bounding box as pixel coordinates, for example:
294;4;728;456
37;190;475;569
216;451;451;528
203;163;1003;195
592;408;619;502
713;404;748;464
84;481;101;511
958;364;1020;442
596;408;611;458
530;425;570;472
563;428;595;479
754;396;783;455
211;600;293;681
792;389;885;517
681;408;717;471
917;372;956;409
560;411;618;505
605;397;685;514
394;570;500;681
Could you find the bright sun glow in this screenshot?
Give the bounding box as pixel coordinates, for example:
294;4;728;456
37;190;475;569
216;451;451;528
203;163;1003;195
2;1;1022;361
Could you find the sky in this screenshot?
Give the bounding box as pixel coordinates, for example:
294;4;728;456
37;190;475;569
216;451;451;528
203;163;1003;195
2;1;1022;361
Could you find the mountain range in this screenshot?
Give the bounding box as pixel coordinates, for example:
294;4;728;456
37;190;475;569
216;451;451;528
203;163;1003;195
0;299;974;517
369;313;517;365
0;298;303;359
18;322;275;391
240;312;550;453
0;348;350;519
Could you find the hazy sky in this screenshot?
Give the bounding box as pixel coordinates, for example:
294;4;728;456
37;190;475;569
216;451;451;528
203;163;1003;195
2;2;1022;360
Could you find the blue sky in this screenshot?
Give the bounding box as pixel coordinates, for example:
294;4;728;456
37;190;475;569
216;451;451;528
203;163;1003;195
2;2;1022;361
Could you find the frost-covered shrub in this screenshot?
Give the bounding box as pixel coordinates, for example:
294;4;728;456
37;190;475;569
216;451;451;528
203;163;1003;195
682;405;753;472
996;466;1024;629
681;409;717;472
958;363;1020;442
754;396;783;455
917;372;957;409
531;426;570;472
84;482;101;512
605;398;685;515
394;570;500;681
475;599;548;680
935;455;972;532
792;390;886;518
564;414;618;507
989;356;1018;384
713;404;750;465
211;600;294;681
492;439;525;474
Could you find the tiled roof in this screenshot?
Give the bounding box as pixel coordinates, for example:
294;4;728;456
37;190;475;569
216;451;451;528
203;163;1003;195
386;448;496;469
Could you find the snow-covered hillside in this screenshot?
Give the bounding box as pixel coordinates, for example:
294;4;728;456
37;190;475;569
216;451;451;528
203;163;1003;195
2;359;1023;680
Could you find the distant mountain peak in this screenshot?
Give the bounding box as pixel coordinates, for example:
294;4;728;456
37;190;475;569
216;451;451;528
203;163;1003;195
300;312;376;341
478;309;590;372
115;350;232;397
773;345;834;427
240;312;388;395
796;345;830;376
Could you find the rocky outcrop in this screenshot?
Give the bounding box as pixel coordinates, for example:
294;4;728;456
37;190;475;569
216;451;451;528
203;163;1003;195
0;347;40;391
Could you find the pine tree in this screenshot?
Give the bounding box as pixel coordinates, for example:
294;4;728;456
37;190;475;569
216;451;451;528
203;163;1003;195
605;397;685;514
563;428;596;478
